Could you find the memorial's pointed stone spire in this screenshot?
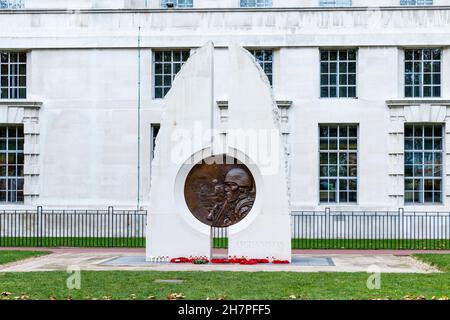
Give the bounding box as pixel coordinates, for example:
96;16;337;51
226;44;291;261
147;42;214;259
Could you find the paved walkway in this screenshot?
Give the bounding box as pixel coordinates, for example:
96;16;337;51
0;250;441;273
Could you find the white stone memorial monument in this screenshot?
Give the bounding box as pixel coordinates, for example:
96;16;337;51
146;42;291;262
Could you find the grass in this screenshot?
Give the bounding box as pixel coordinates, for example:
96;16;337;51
0;270;449;300
1;237;449;250
0;252;449;300
0;250;49;265
413;254;450;272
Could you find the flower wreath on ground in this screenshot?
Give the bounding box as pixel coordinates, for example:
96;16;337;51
169;257;289;265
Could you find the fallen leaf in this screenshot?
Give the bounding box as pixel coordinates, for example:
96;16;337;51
167;293;185;300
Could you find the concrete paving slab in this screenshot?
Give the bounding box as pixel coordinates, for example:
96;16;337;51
101;256;335;267
0;251;440;273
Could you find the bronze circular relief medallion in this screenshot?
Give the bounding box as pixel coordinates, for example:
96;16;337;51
184;155;256;227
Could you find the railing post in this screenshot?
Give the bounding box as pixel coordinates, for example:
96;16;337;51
325;208;330;249
37;206;42;247
108;206;114;247
398;207;404;249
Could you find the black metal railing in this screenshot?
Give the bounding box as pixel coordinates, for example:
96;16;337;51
212;227;228;249
0;207;146;247
1;208;449;249
291;210;450;250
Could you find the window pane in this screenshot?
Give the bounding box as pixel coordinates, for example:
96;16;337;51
153;50;189;98
319;124;358;203
404;124;443;204
251;49;273;86
0;52;27;100
320;49;357;98
0;125;24;203
404;49;441;98
240;0;272;7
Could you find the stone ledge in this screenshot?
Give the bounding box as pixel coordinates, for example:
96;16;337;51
0;100;43;108
216;100;292;109
386;99;450;107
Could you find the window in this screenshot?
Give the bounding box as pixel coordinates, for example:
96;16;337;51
400;0;433;5
319;125;358;203
319;0;352;7
0;52;26;99
404;49;441;98
404;124;443;204
0;126;24;203
153;50;189;99
160;0;193;8
151;124;160;160
250;49;273;85
320;49;357;98
0;0;24;9
240;0;272;7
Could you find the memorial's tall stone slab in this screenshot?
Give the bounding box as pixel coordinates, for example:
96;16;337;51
226;45;291;261
146;43;214;259
146;42;291;261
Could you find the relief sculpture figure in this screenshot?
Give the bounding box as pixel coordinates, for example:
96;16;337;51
184;159;256;227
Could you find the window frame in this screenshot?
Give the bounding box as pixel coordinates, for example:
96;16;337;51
0;51;27;100
248;48;274;86
239;0;273;8
400;0;433;6
319;0;352;7
319;48;358;99
318;124;359;205
0;0;25;9
160;0;194;8
152;49;190;100
0;125;24;204
403;48;442;99
404;123;444;205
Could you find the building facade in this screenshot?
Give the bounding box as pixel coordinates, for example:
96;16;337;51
0;0;450;213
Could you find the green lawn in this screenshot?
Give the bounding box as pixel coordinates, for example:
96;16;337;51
0;270;449;300
414;254;450;272
0;251;49;265
0;253;449;300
